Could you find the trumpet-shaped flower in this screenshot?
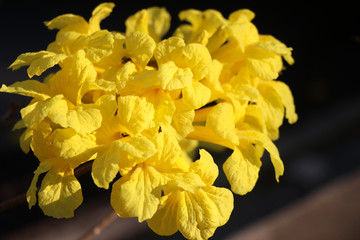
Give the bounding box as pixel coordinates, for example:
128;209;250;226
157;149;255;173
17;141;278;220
147;149;234;240
8;3;115;78
26;121;96;218
188;101;284;195
91;94;157;189
2;50;103;135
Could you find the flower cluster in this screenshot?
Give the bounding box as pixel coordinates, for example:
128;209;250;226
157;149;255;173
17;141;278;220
1;3;297;239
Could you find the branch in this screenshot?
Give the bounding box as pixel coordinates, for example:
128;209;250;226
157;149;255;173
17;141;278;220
78;211;118;240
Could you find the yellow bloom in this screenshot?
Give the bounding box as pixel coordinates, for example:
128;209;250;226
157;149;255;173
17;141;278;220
45;2;115;56
2;50;103;134
8;3;115;78
110;127;181;221
91;94;157;189
125;7;171;43
2;3;297;239
188;101;284;195
155;37;212;85
147;149;234;240
26;121;96;218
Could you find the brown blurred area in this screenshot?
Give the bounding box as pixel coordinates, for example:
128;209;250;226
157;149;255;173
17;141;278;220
0;1;359;239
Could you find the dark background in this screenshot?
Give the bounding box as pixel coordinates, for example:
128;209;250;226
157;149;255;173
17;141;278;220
0;1;359;239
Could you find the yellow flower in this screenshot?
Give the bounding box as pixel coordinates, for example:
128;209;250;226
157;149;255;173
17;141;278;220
2;3;297;239
110;128;181;222
188;101;284;195
26;121;96;218
147;149;234;240
8;3;115;78
155;37;212;88
91;94;157;189
2;50;103;134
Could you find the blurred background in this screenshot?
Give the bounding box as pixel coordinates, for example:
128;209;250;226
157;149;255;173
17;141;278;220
0;1;359;239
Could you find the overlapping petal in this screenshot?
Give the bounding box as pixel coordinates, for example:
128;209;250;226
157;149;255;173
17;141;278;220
111;164;167;222
125;7;171;42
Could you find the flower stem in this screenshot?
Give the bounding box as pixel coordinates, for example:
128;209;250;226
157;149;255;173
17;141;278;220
0;193;26;213
78;211;118;240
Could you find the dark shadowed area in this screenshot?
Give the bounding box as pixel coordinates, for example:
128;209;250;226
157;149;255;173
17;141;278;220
0;1;359;240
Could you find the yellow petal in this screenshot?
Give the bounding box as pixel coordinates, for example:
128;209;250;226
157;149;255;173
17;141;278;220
111;164;166;222
226;71;259;102
125;9;151;38
94;95;123;144
246;46;282;80
149;127;181;171
211;22;258;61
228;9;255;24
257;82;284;140
96;32;126;68
146;7;171;42
173;43;212;81
158;61;193;90
52;128;96;166
91;143;122;189
144;90;176;127
266;81;298;124
48;50;97;105
121;69;159;95
19;128;33;154
125;31;156;67
202;59;223;95
0;80;50;100
239;130;284;182
171;101;195;139
125;7;171;43
20;94;68;128
26;161;51;209
9;51;67;78
116;95;154;136
112;61;137;92
164;172;206;194
30;121;55;161
146;192;179;236
177;191;216;240
201;186;234;226
189;149;218;186
95;93;117;116
38;167;83;218
88;2;115;33
257;35;294;65
206;102;239;145
223;147;261;195
178;9;227;43
241;104;267;134
182;81;211;110
154;37;185;63
67;104;102;134
118;136;157;160
44;14;87;30
82;30;114;63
